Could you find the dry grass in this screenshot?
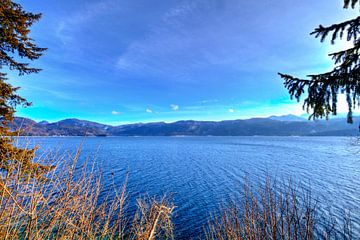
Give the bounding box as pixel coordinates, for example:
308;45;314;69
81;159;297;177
0;143;174;240
205;178;354;240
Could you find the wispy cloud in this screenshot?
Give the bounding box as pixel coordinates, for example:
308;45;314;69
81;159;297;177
200;99;219;104
170;104;179;111
114;0;289;79
115;1;238;77
146;108;153;113
56;0;122;41
228;109;235;113
111;110;120;115
24;85;81;101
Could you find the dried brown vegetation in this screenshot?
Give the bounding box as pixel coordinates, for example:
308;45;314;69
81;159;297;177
0;144;174;240
205;178;353;240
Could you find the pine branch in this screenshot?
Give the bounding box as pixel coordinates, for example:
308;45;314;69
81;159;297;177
279;66;360;123
344;0;359;9
311;16;360;44
329;40;359;63
280;1;360;123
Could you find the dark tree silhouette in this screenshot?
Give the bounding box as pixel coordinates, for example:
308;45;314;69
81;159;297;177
0;0;49;180
279;0;360;123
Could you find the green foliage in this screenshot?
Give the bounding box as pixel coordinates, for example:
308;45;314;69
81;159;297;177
0;0;46;123
279;0;360;123
0;0;47;182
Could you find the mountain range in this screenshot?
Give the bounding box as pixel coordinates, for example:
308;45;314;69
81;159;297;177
9;114;359;136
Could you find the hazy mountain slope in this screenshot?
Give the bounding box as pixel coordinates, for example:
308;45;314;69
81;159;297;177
268;114;306;122
10;118;111;136
8;116;359;136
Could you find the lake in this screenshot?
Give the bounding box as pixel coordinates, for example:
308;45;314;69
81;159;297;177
22;136;360;239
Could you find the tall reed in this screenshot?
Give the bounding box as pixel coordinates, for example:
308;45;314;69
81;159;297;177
0;144;174;240
205;178;353;240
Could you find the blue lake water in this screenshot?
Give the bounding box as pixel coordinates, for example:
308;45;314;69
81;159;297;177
23;136;360;239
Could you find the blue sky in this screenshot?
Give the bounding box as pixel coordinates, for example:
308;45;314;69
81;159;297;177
11;0;358;125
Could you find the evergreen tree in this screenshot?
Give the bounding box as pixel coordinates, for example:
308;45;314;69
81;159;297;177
0;0;49;180
279;0;360;123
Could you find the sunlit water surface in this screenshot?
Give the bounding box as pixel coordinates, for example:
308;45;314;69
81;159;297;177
22;136;360;239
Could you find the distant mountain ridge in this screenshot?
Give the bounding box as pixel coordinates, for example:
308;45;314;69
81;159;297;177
268;114;307;122
9;115;359;136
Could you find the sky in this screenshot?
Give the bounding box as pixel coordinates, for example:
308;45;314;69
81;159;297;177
10;0;359;125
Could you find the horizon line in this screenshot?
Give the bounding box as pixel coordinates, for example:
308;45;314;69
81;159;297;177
15;113;357;127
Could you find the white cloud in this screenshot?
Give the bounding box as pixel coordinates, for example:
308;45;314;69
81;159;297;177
117;58;133;71
170;104;179;111
146;108;153;113
228;109;235;113
201;99;219;104
111;110;120;115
